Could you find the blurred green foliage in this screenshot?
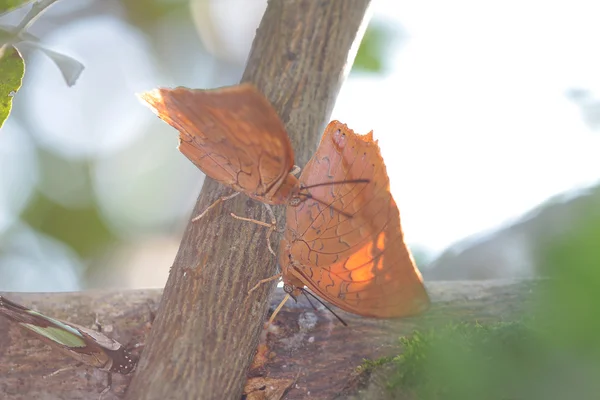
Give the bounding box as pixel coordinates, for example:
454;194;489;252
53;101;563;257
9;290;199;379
380;322;545;399
363;204;600;399
0;0;31;14
534;202;600;360
121;0;188;29
0;46;24;129
353;23;393;74
1;0;82;130
21;191;117;259
366;319;600;399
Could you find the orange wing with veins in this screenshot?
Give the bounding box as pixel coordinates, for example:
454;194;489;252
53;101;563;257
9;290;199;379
140;84;298;204
280;120;430;318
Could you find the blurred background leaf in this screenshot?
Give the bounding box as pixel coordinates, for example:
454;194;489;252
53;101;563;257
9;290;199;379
0;46;24;129
373;198;600;399
21;159;117;261
535;199;600;358
17;40;84;86
0;0;32;15
352;22;402;74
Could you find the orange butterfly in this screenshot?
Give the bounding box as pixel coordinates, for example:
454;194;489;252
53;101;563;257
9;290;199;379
274;121;430;319
139;84;366;254
140;84;300;208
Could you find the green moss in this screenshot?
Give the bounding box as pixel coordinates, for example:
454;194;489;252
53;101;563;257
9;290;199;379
357;193;600;399
0;0;33;14
355;195;600;400
360;318;600;400
390;321;533;399
357;355;395;374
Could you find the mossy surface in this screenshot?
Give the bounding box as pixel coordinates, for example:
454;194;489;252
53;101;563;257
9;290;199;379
358;318;600;400
352;187;600;400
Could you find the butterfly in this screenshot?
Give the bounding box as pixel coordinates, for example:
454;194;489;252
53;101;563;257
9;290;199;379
274;121;430;319
139;84;367;253
0;295;137;394
140;83;299;207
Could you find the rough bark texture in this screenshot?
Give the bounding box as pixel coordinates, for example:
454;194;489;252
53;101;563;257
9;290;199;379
125;1;372;399
0;290;158;400
0;280;537;399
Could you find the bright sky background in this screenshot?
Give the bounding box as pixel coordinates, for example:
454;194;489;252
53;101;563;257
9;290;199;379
332;0;600;253
2;0;600;291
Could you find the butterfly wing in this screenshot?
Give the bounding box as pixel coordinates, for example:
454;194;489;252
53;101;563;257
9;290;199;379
140;84;295;203
282;121;430;318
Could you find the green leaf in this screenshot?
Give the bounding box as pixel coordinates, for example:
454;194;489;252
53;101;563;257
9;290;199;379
24;324;87;348
352;24;389;74
0;45;25;129
0;0;33;15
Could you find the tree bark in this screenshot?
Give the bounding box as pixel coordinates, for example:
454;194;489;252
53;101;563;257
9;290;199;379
0;280;537;399
0;290;159;400
125;1;372;399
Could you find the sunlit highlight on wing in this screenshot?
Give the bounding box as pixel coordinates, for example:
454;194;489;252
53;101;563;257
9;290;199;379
281;120;430;318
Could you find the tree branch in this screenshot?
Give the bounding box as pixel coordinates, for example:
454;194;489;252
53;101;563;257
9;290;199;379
126;1;372;399
0;280;537;399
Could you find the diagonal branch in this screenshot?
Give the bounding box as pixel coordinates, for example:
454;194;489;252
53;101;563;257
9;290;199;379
125;1;372;399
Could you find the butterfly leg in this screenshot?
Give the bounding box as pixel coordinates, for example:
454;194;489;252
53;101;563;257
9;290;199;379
247;272;283;295
192;191;241;222
98;372;112;400
268;293;291;324
262;204;282;254
94;313;103;331
44;364;81;378
229;207;279;256
44;362;117;399
290;165;302;176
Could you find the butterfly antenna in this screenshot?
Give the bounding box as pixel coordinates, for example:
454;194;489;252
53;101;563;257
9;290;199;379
302;290;318;311
301;289;348;327
297;192;354;219
298;179;370;219
301;179;370;190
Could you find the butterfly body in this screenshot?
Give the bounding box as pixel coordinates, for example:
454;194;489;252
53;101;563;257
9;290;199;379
279;121;430;319
0;296;137;374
